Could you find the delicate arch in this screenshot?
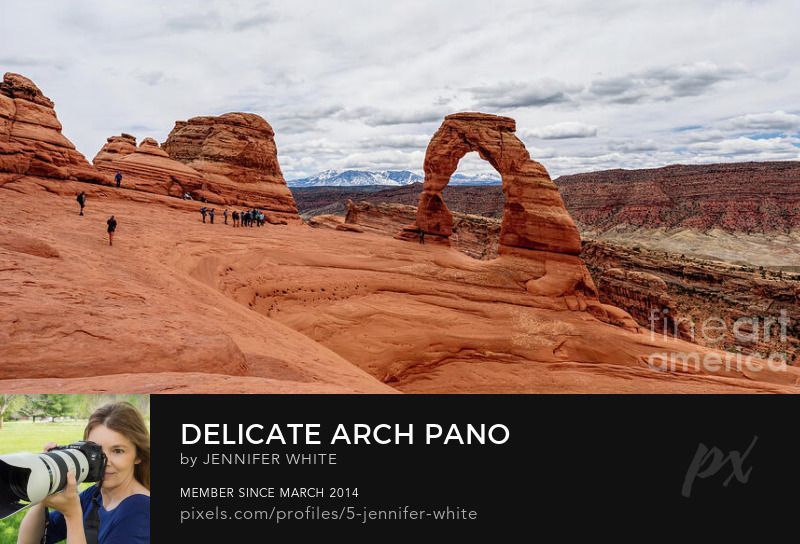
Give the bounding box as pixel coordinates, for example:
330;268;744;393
410;112;581;256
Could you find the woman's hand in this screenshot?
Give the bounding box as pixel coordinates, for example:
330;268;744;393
41;470;83;521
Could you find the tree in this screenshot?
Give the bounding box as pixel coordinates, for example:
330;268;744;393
18;395;77;422
0;395;23;429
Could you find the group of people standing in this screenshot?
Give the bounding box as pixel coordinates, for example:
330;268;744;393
75;171;277;248
200;207;268;227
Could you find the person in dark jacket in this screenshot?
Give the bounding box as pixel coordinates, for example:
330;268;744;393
209;208;215;224
114;171;122;188
223;209;229;225
200;207;207;223
107;216;117;246
77;192;86;216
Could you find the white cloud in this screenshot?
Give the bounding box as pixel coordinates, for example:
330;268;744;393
522;122;598;140
1;0;798;178
687;137;800;158
724;110;800;131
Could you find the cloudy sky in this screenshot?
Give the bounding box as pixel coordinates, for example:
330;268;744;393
2;0;798;179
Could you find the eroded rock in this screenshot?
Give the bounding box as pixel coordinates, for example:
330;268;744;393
407;112;581;255
95;136;206;197
163;113;299;220
0;72;104;184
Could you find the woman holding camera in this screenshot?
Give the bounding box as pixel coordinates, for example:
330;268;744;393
18;402;150;544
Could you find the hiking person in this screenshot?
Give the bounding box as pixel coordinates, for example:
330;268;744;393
76;191;86;216
209;208;215;224
114;171;122;188
419;230;425;244
223;209;229;225
200;207;207;223
232;210;239;227
107;215;117;246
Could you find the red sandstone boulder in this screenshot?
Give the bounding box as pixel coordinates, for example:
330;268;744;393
163;113;299;221
0;73;104;184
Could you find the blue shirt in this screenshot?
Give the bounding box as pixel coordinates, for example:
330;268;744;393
46;485;150;544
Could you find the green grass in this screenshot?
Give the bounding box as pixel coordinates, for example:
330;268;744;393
0;420;90;541
0;420;87;455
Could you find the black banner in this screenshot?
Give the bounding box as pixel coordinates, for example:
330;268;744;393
152;395;797;538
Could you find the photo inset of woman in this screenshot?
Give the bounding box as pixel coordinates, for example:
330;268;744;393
17;402;150;544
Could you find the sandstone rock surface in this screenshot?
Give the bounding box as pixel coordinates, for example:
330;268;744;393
397;113;611;324
409;112;581;255
0;72;103;184
95;136;206;197
163;113;299;220
341;200;501;260
1;175;797;393
92;133;136;167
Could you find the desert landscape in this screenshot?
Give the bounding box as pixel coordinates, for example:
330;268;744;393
1;72;798;394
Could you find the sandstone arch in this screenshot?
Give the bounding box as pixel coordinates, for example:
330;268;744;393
409;112;582;256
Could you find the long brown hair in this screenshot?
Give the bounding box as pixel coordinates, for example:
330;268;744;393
84;402;150;490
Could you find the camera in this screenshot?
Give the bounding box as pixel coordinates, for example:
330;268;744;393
0;441;107;519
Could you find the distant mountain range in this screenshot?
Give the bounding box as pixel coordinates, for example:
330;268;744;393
288;169;501;187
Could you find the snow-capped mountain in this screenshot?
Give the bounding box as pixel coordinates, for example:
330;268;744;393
288;170;422;187
288;169;501;187
449;173;502;186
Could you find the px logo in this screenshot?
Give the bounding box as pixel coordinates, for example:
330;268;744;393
682;436;757;498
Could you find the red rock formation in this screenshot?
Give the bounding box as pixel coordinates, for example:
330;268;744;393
0;72;103;184
307;214;348;230
340;200;501;260
582;239;800;362
292;182;506;219
92;133;136;167
394;113;625;328
596;267;690;341
96;136;206;198
557;162;800;233
2;174;799;393
405;112;581;256
163;113;299;220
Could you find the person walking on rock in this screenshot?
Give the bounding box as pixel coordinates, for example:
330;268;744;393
209;208;215;224
419;230;425;244
223;209;229;225
232;210;239;227
115;171;122;188
107;215;117;246
200;206;207;223
76;191;86;216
